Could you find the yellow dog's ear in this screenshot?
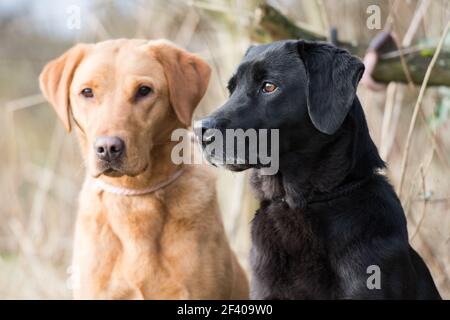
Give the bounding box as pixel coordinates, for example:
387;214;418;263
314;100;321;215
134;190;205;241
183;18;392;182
152;41;211;127
39;44;88;132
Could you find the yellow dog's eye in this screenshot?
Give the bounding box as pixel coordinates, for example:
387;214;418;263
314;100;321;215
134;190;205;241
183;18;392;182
81;88;94;98
262;82;277;94
136;85;152;98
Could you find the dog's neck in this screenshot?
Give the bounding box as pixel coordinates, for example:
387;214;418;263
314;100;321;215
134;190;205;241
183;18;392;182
251;99;384;209
251;139;353;208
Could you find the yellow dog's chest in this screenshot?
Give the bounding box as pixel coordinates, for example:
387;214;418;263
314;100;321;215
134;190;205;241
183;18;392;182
72;199;193;299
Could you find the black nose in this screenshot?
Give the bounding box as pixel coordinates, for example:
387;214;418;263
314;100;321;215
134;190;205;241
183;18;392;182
94;136;125;162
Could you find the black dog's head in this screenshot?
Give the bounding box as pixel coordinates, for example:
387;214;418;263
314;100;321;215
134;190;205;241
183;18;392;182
195;40;365;173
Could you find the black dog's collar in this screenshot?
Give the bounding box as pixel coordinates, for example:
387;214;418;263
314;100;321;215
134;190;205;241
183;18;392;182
307;175;373;204
272;175;374;206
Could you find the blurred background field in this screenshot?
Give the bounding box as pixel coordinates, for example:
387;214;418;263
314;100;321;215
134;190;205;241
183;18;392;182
0;0;449;299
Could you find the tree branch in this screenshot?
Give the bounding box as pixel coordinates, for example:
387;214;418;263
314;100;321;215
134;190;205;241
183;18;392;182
252;3;450;87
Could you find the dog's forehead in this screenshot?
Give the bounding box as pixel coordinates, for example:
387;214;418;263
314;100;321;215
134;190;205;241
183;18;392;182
244;41;293;60
236;41;298;75
74;40;164;83
90;40;159;66
243;43;272;60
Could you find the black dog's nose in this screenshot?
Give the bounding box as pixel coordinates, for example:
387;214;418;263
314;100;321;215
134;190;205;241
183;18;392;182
94;136;125;162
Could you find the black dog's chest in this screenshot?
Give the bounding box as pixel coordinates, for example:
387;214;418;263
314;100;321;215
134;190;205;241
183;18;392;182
250;202;338;299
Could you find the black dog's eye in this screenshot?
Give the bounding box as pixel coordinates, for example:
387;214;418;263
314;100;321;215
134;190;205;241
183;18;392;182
136;85;153;98
262;82;278;94
80;88;94;98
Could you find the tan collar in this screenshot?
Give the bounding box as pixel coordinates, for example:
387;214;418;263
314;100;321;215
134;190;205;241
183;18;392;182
92;169;185;196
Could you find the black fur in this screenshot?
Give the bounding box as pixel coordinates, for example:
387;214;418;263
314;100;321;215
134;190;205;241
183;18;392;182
197;40;441;299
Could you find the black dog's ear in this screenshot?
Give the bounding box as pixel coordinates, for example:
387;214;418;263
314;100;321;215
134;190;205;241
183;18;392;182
298;41;364;135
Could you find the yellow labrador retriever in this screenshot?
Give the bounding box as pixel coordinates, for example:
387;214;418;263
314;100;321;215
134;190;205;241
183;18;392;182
39;39;249;299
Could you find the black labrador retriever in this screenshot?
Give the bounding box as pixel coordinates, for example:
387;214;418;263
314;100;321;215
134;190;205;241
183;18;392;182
195;40;441;299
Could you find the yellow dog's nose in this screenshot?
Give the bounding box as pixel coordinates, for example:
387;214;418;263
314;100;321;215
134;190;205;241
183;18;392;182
94;136;125;162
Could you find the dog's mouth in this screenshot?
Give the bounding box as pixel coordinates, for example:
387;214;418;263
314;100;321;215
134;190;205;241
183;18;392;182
93;162;148;178
196;136;260;171
222;163;251;172
201;148;254;172
195;122;279;174
102;168;124;177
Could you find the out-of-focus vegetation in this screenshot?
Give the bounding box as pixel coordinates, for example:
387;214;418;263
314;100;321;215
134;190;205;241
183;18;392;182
0;0;448;299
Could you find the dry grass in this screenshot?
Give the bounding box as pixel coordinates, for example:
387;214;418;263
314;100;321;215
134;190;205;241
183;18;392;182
0;0;448;299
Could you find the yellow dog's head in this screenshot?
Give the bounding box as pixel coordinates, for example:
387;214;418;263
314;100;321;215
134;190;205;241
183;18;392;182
39;39;210;179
